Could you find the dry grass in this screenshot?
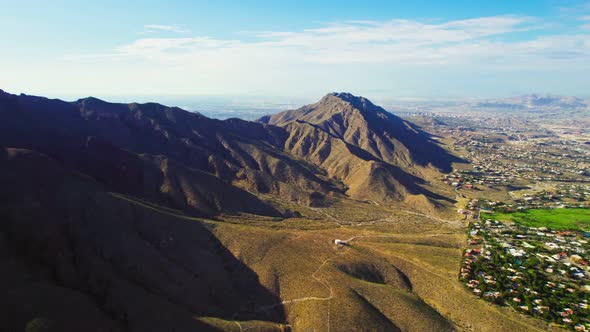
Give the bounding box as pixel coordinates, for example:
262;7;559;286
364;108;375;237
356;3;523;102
112;192;559;331
200;205;559;331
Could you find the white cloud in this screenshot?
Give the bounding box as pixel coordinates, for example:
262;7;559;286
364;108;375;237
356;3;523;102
117;37;238;55
55;16;590;96
254;16;534;48
143;24;189;34
86;16;589;68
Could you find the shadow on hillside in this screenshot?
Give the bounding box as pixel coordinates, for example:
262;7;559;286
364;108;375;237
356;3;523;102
379;163;454;203
371;110;465;173
336;135;453;203
0;148;286;330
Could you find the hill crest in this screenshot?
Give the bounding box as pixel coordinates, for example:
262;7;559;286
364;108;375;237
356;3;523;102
258;92;460;204
259;92;460;172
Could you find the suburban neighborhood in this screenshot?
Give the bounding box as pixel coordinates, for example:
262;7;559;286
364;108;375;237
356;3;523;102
461;219;590;329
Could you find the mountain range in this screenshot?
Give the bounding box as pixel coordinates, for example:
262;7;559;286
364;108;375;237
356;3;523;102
476;94;588;110
0;90;458;214
0;89;461;331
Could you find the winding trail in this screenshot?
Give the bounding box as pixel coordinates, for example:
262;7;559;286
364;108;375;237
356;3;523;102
400;209;462;225
247;251;346;331
230;234;379;331
113;192;466;330
112;193;468;330
231;244;349;331
229;211;462;331
256;255;337;310
308;207;347;226
231;234;412;330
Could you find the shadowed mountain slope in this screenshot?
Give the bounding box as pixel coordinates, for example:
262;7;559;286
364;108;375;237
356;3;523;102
0;90;458;209
0;148;285;331
0;89;457;209
0;90;344;215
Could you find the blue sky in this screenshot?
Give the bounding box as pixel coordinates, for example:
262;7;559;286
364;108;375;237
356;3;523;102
1;0;590;100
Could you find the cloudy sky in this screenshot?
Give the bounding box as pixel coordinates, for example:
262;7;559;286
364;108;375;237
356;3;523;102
1;0;590;100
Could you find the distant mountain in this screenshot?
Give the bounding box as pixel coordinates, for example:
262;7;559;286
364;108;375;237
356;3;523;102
259;92;460;203
476;94;588;110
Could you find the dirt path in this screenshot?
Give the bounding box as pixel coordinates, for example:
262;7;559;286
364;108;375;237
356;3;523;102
113;192;482;330
232;245;350;331
229;211;463;330
308;207;347;226
400;209;462;225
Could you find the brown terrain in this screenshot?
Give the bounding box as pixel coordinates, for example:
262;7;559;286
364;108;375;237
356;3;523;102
0;90;555;331
259;92;460;204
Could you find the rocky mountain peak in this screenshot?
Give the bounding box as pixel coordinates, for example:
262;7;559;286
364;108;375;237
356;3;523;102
321;92;378;113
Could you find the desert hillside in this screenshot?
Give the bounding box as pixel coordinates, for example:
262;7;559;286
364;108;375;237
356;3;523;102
260;92;460;203
0;90;551;332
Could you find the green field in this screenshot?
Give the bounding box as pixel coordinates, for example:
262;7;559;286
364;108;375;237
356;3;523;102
481;208;590;230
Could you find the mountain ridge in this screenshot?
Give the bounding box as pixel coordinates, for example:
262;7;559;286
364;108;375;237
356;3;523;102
259;92;458;171
259;92;460;203
0;89;346;216
1;89;458;211
473;94;588;110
